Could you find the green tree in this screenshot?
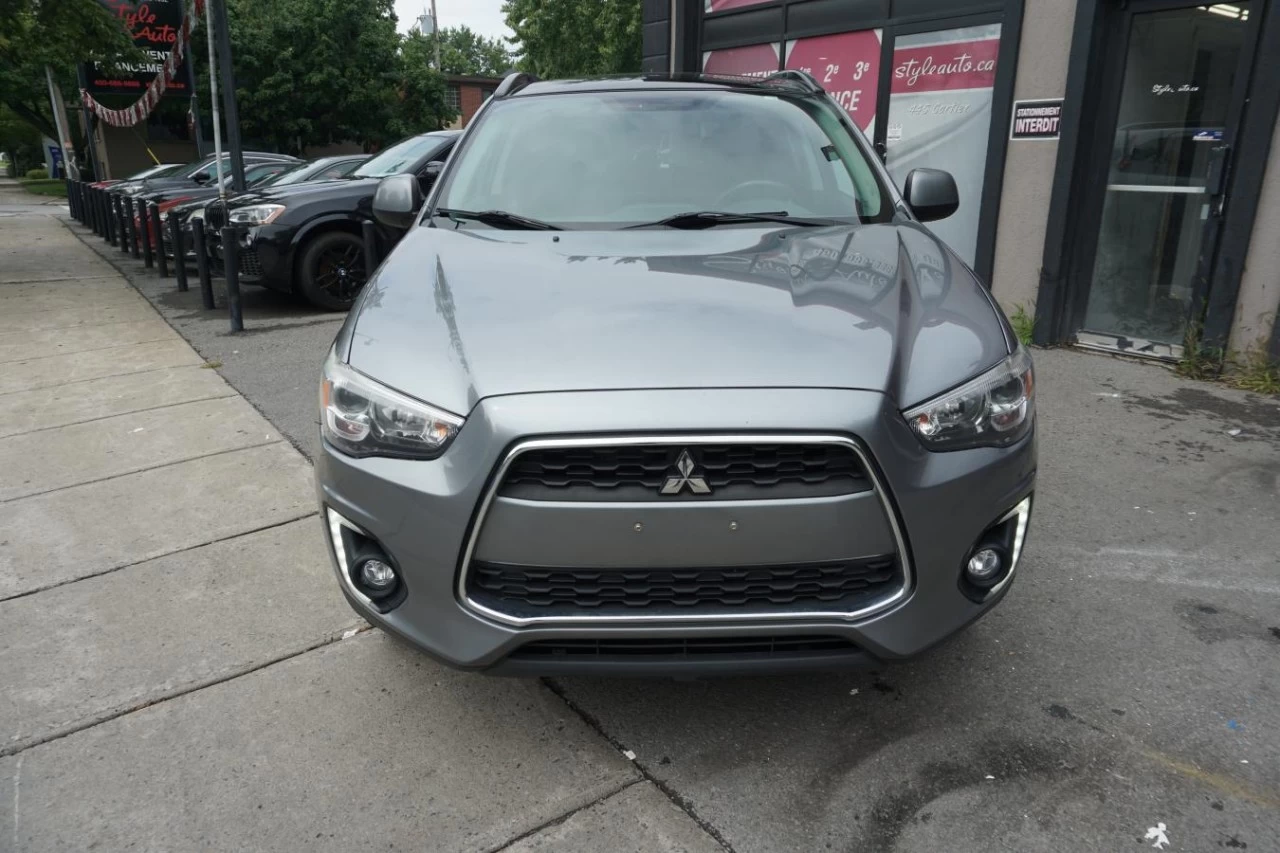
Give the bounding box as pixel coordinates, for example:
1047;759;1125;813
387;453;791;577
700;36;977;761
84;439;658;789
390;31;455;138
0;0;139;155
226;0;404;153
0;103;44;175
503;0;640;78
437;24;512;77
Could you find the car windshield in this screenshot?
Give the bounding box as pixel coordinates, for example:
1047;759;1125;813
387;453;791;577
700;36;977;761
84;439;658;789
264;161;317;186
434;89;889;229
353;137;442;178
127;163;183;180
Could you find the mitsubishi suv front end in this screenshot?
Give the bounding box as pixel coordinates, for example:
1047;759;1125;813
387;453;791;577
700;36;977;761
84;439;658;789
314;72;1037;675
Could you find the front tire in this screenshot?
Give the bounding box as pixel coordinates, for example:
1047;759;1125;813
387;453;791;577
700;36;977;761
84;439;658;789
298;231;367;311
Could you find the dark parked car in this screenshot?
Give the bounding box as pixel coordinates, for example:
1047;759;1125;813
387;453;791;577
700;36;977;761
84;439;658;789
131;162;295;252
208;132;459;309
110;150;300;200
314;72;1036;676
161;156;369;261
90;162;184;189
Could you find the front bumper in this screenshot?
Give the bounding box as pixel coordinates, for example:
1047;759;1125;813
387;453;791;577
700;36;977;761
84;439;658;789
207;224;294;291
315;387;1036;675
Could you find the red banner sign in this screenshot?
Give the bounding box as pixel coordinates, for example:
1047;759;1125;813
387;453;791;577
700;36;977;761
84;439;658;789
785;30;882;132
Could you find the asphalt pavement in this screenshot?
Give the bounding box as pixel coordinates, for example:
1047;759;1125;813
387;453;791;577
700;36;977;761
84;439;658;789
4;194;1278;852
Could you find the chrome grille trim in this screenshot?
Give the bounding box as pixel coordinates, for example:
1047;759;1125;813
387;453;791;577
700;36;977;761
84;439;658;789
456;434;913;627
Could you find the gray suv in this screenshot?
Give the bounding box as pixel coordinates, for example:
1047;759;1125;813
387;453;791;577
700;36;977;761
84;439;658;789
315;71;1036;675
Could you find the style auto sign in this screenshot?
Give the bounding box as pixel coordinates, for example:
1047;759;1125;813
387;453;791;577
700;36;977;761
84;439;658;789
84;0;191;96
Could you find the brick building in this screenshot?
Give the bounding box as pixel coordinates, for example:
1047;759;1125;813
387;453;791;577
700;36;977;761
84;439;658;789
445;75;502;129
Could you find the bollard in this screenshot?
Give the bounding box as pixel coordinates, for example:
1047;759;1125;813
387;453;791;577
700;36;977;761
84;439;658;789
66;180;77;219
84;184;93;229
362;220;380;272
105;194;117;246
120;197;134;255
192;219;215;309
96;190;109;240
140;202;153;268
127;198;142;259
221;226;244;332
155;205;169;278
89;188;100;235
171;214;188;292
73;182;83;223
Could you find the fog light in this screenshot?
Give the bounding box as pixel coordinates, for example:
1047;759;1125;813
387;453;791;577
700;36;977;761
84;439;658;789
359;558;397;590
966;548;1003;585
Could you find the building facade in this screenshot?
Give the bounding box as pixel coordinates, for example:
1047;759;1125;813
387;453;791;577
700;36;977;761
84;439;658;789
445;75;502;129
643;0;1280;361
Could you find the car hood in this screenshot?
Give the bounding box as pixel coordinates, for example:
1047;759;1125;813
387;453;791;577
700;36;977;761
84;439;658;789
228;176;378;207
346;222;1012;415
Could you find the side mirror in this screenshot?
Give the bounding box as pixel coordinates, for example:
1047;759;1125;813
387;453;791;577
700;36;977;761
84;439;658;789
192;171;210;184
373;174;423;230
418;160;445;195
903;168;959;222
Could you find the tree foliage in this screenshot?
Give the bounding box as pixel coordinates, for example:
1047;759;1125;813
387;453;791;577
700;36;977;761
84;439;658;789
0;0;139;145
390;31;455;138
503;0;641;78
438;25;512;77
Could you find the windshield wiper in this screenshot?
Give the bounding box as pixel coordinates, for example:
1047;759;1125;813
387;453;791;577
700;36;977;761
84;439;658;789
626;210;836;230
435;208;562;231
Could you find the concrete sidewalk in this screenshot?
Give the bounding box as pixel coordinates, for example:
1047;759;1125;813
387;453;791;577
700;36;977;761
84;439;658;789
0;212;718;851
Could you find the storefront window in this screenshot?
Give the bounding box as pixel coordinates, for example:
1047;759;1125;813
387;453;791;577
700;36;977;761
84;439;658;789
784;30;883;133
702;43;780;78
885;24;1002;266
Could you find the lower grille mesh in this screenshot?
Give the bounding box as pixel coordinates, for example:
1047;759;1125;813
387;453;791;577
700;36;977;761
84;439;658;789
468;557;899;616
512;635;859;659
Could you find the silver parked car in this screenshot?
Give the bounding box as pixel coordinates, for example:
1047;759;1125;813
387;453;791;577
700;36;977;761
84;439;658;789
315;72;1036;675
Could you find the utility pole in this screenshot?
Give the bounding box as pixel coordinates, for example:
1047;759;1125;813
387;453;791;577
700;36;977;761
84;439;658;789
211;0;246;191
431;0;442;70
43;67;74;180
204;0;227;198
75;65;105;180
186;57;207;158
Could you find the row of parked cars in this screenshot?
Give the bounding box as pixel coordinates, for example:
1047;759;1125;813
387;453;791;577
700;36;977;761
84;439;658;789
102;130;459;309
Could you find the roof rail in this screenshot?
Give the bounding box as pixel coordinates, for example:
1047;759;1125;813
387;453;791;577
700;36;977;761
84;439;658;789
761;69;825;95
494;72;539;98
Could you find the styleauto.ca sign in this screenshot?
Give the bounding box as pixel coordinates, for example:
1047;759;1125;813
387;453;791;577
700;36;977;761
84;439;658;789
83;0;191;96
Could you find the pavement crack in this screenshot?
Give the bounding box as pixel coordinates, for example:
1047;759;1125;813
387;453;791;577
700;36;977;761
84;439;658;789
0;336;177;366
0;624;364;759
0;360;201;399
540;677;737;853
0;439;286;505
484;778;645;853
0;511;318;604
0;391;238;440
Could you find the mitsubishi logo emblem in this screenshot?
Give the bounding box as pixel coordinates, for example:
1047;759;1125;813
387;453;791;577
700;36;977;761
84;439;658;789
661;449;711;495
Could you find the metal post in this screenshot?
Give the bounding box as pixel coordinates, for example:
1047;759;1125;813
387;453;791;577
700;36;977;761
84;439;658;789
91;188;102;235
75;65;104;181
192;220;215;308
211;0;245;192
127;198;140;259
185;58;206;158
96;190;107;238
221;226;243;331
105;194;116;245
362;220;380;272
431;0;441;70
75;183;85;223
84;186;94;231
156;206;169;278
172;214;189;291
67;180;77;219
140;203;154;268
121;197;134;255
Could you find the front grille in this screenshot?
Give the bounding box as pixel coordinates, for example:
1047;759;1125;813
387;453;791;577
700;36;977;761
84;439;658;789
468;557;899;617
239;247;263;277
510;635;859;660
499;443;868;502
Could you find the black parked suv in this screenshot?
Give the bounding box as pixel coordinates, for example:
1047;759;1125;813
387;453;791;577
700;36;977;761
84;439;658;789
208;131;460;309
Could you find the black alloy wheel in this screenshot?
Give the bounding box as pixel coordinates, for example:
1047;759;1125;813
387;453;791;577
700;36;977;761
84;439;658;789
299;231;368;310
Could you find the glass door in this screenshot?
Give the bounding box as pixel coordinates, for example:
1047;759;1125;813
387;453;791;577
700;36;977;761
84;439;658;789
1078;2;1255;352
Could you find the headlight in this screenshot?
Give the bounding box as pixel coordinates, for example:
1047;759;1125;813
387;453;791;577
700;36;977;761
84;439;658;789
320;351;463;459
228;203;285;226
903;348;1035;450
189;207;206;222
